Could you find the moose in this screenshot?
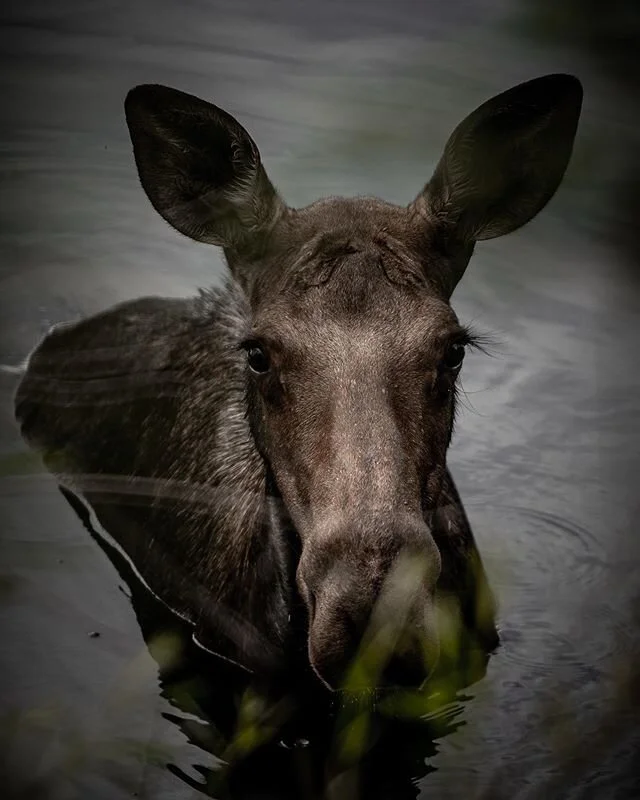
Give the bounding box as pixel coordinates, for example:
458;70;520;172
14;74;583;693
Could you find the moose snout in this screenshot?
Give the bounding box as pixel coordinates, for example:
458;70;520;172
298;517;441;692
308;595;439;692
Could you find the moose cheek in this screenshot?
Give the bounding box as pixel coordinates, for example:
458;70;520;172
255;373;287;409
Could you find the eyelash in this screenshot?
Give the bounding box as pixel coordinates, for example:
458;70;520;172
455;324;496;354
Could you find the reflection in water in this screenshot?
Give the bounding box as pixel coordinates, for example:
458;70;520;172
59;484;488;800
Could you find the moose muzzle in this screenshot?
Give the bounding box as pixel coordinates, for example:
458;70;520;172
298;514;442;692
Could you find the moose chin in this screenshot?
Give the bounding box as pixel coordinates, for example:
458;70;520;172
14;73;582;693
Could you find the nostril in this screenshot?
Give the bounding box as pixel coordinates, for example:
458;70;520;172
381;657;428;689
308;609;363;691
308;639;353;691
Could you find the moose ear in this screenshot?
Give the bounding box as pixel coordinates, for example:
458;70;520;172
413;74;583;243
124;84;286;251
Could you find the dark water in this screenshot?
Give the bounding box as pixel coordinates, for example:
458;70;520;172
1;2;640;798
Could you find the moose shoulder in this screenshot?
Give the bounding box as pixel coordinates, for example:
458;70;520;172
14;74;582;692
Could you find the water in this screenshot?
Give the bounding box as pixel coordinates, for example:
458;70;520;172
1;2;640;798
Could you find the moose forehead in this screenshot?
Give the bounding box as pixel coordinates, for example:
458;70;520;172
247;196;463;344
124;75;582;350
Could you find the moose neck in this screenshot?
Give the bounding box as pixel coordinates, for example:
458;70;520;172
167;278;293;662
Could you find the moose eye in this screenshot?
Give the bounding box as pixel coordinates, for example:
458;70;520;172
442;342;466;372
244;342;271;374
